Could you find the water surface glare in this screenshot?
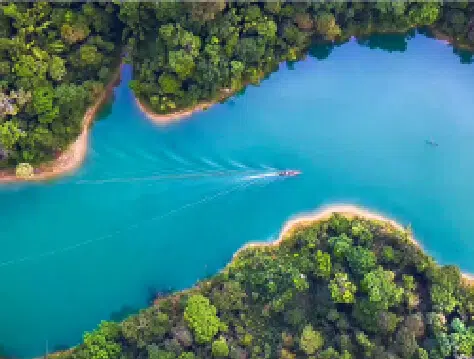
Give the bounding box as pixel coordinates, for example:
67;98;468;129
1;35;474;357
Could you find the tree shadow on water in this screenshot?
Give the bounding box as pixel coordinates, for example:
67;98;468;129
146;285;176;304
95;94;115;122
52;343;70;353
285;61;297;70
453;47;473;64
234;87;247;98
106;284;177;324
308;42;336;61
417;27;473;64
109;305;138;322
356;30;415;53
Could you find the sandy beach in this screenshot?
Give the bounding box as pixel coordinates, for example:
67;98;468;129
0;64;122;184
232;204;474;285
232;204;409;258
135;85;245;125
135;97;216;125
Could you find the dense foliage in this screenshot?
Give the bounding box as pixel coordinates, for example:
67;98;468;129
0;2;122;166
123;1;474;116
54;214;474;359
1;1;474;167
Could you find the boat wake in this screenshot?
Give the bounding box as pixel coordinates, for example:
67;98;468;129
75;168;301;185
244;172;279;180
244;169;301;180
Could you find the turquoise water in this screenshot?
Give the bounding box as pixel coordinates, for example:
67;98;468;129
1;34;474;357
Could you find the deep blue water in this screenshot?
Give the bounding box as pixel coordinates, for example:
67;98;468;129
1;34;474;358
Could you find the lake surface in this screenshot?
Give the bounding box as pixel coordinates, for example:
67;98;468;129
1;34;474;358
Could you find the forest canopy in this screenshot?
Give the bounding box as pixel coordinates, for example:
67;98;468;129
1;1;473;166
0;2;122;166
52;214;474;359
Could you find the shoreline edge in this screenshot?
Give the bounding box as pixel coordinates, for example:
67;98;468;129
135;97;216;125
0;63;123;184
45;204;474;359
231;204;474;285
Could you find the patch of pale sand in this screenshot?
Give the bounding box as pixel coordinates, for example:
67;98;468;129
135;97;215;124
135;86;240;125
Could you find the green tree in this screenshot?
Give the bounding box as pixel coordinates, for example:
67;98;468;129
15;162;33;178
328;234;353;259
352;298;380;333
450;318;474;357
393;326;418;358
377;311;400;335
212;337;229;358
346;246;377;276
430;266;461;314
329;272;357;304
184;294;221;344
49;56;67;81
314;250;331;279
314;12;341;40
158;73;182;94
350;221;374;246
81;321;121;359
256;18;277;39
417;347;429;359
79;44;103;66
14;55;48;79
0;120;25;150
361;267;403;309
355;331;374;356
409;2;440;25
169;50;195;79
32;87;54;115
211;280;246;312
299;325;324;355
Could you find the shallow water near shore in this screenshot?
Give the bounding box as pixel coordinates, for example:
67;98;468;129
1;34;474;357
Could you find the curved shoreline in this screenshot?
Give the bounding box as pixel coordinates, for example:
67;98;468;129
44;205;474;359
135;97;217;124
0;64;122;184
232;204;474;284
135;84;237;125
136;34;472;127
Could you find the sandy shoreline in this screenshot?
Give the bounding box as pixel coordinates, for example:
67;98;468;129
41;204;474;359
137;32;473;127
1;31;470;183
135;97;216;124
232;204;474;284
135;85;237;125
231;205;409;261
0;64;122;184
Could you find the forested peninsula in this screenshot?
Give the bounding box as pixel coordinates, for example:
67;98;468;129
50;209;474;359
1;1;474;177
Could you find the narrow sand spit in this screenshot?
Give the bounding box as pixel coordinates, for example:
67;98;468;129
135;97;215;124
135;86;241;125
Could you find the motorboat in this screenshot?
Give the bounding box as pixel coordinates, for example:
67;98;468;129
278;170;301;177
425;139;439;147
